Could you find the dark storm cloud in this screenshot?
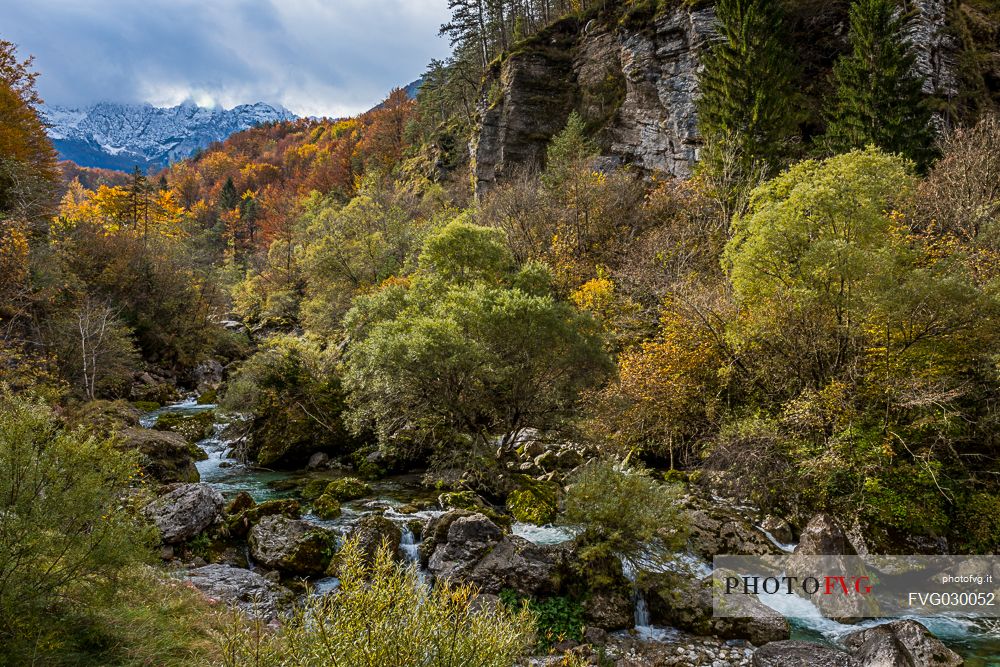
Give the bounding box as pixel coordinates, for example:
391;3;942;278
2;0;452;116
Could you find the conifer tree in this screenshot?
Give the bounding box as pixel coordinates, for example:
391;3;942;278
696;0;799;217
824;0;933;167
219;176;239;211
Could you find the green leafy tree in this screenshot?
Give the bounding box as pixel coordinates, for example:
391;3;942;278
342;219;611;459
823;0;933;167
223;335;355;467
0;390;153;657
696;0;799;215
724;147;992;399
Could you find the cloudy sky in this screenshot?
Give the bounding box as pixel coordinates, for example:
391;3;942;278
3;0;453;117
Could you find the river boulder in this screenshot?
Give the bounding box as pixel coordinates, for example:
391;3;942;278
227;498;301;537
842;620;963;667
465;534;568;596
249;515;337;576
641;571;789;645
760;515;794;545
191;359;224;392
427;513;504;580
124;427;205;483
753;641;858;666
582;589;633;630
145;483;224;543
419;509;474;565
686;500;781;559
795;514;856;555
186;564;291;621
350;513;402;564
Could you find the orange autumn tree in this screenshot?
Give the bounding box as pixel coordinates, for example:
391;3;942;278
55;181;185;239
0;42;59;227
588;299;721;467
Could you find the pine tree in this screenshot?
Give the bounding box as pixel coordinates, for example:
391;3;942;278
824;0;933;168
128;166;149;230
696;0;799;216
219;176;239;211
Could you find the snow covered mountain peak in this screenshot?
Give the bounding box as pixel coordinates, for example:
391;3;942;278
38;101;297;171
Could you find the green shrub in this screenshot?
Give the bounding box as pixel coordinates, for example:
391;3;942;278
222;336;356;467
953;492;1000;554
0;390;154;659
221;540;533;666
342;220;611;465
859;461;949;537
563;459;687;565
506;477;558;524
36;567;229;666
499;591;584;650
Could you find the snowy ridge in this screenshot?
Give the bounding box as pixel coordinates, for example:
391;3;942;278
38;101;297;171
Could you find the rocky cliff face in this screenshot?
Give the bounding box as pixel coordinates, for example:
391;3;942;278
473;0;996;197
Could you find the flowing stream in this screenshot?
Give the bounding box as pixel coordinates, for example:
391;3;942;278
144;400;999;663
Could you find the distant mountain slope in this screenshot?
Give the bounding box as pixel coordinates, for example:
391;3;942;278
38;101;297;171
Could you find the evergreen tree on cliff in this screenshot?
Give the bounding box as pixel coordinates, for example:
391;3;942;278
824;0;933;168
696;0;799;218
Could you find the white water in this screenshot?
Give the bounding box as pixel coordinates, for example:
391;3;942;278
758;527;797;553
311;576;340;596
511;522;579;545
620;556;656;633
399;525;420;564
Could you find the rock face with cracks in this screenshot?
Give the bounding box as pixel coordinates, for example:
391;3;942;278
472;0;977;197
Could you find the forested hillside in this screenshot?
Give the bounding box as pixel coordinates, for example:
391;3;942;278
3;0;1000;664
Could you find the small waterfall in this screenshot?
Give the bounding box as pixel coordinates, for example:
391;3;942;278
399;525;420;564
620;556;652;630
634;590;651;628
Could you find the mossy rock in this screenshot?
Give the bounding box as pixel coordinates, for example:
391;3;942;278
285;529;338;576
438;491;512;530
132;382;180;405
67;400;141;433
505;476;558;524
312;494;342;520
154;410;216;442
196;388;218;405
323;477;372;501
351;446;388;479
118;427;205;484
301;478;333;501
225;491;256;516
438;490;485;511
228;498;302;537
350;514;402;565
134;400;161;412
249;516;337;576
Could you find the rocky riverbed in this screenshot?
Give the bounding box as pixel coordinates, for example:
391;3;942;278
133;399;999;666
